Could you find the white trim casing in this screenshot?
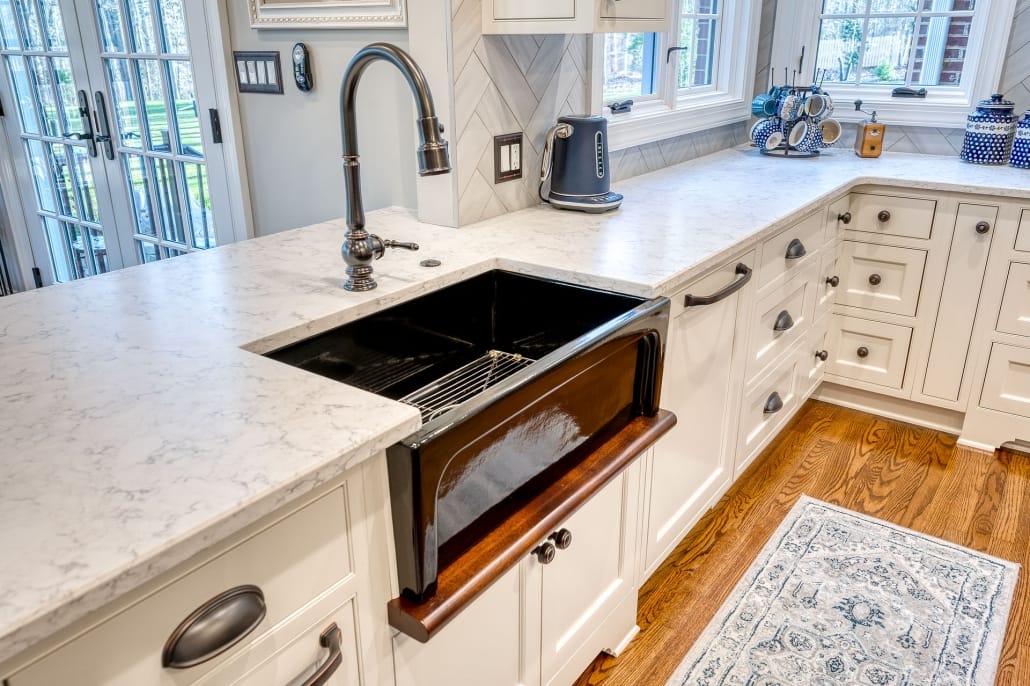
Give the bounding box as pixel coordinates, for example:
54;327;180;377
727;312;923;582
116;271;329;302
769;0;1019;128
593;0;761;152
248;0;406;29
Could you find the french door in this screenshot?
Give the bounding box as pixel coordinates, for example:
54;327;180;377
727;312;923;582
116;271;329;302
0;0;236;285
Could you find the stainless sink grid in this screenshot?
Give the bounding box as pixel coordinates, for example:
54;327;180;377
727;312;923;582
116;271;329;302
400;350;535;422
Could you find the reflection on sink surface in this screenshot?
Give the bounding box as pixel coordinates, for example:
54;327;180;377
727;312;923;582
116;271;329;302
265;270;647;418
265;269;670;603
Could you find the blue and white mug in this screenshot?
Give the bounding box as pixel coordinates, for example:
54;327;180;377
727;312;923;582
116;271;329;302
750;117;784;151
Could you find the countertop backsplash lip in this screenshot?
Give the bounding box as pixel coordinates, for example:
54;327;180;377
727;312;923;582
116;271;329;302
2;145;1030;666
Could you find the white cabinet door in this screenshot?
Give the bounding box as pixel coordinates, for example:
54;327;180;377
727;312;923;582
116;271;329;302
599;0;665;19
643;255;752;576
539;471;635;685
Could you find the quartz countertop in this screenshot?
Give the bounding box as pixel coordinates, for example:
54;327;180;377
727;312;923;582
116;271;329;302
2;146;1029;663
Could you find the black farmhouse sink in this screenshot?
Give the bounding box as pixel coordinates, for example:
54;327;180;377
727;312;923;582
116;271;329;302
266;270;670;602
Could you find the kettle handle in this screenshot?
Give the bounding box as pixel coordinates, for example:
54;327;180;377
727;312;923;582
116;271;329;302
540;122;574;182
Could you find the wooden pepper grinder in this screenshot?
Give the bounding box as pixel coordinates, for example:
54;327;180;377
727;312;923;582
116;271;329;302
853;100;886;158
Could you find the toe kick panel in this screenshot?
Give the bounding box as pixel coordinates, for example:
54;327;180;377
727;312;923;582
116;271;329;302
827;315;912;389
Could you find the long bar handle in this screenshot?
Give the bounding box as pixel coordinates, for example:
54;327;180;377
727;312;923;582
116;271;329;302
66;89;97;157
297;623;344;686
93;91;115;160
684;263;752;307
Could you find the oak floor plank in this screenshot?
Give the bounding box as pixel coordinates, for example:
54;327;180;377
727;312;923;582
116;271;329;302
573;400;1028;686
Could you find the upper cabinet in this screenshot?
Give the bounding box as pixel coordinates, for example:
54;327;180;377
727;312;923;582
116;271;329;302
483;0;667;34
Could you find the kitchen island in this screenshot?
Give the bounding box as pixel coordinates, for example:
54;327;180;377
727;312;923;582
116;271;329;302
2;146;1030;679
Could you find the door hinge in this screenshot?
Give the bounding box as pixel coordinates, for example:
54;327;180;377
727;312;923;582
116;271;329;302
31;266;42;288
209;108;222;144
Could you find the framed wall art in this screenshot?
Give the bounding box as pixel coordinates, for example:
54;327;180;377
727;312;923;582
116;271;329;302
248;0;407;29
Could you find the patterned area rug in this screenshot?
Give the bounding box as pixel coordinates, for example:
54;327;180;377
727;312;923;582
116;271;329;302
668;496;1019;686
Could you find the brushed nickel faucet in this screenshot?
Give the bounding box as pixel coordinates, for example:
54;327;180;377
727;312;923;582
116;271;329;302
338;43;451;292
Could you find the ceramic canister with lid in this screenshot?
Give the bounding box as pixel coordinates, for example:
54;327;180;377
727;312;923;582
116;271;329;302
960;93;1017;164
1010;110;1030;169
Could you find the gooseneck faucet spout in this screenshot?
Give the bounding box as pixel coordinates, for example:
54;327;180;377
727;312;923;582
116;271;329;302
338;42;451;292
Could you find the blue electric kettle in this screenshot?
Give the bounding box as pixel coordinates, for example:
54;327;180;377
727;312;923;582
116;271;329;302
539;115;623;213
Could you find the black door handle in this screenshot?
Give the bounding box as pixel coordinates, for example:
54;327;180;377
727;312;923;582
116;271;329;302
93;91;115;160
70;89;98;158
684;263;752;307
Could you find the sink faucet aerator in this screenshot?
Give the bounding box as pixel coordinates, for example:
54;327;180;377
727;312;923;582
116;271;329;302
339;43;451;292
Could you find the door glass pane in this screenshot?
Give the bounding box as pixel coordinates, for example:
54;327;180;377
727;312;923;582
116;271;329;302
163;245;184;258
13;0;41;51
871;0;918;11
7;55;40;134
125;0;157;54
52;57;80;135
27;55;59;137
95;0;125;52
138;239;158;262
25;138;54;211
0;0;21;48
82;227;109;274
43;216;76;280
823;0;867;12
137;59;170;150
38;0;66;50
48;141;78;216
157;0;186;55
181;161;213;248
70;144;99;223
106;58;142;146
124;153;155;236
149;155;184;243
168;60;200;156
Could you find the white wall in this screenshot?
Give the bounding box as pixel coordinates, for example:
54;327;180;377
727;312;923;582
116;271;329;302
225;5;419;236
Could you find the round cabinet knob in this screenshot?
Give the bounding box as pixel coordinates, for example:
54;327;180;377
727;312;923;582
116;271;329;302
826;275;840;287
976;221;991;234
877;210;892;222
533;542;556;565
868;273;882;286
838;212;852;224
857;346;870;358
815;350;829;361
549;528;573;550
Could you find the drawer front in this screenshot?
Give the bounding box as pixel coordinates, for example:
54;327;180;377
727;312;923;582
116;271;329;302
747;265;816;381
997;262;1030;337
817;250;840;317
824;195;851;246
493;0;575;19
980;343;1030;418
1014;210;1030;252
837;241;926;317
848;193;936;239
600;0;665;19
827;315;912;389
756;211;823;290
739;360;798;471
10;488;354;686
800;319;831;398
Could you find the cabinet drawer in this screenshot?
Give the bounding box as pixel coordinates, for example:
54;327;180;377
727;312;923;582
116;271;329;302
997;262;1030;337
747;265;816;381
980;343;1030;418
827;315;912;389
1014;210;1030;252
492;0;575;19
738;359;798;473
837;241;926;317
600;0;664;19
9;488;354;686
817;250;840;317
756;211;822;291
848;193;936;239
800;319;831;398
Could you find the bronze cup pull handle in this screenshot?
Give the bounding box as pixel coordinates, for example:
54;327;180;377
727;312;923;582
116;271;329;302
297;623;344;686
163;585;267;669
773;310;795;333
878;210;891;222
764;391;784;415
785;238;807;260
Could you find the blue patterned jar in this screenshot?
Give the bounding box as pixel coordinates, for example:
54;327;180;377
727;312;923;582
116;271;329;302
960;93;1016;165
1010;110;1030;169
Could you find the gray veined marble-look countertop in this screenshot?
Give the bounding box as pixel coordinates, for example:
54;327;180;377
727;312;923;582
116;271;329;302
2;145;1029;663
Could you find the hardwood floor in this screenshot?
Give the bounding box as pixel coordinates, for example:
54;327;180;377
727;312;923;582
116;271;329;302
573;399;1030;685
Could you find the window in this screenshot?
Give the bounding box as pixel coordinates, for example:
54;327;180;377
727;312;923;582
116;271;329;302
771;0;1018;127
594;0;760;150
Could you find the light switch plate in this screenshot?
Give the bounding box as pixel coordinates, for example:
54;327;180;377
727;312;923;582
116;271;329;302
494;132;523;183
233;51;284;94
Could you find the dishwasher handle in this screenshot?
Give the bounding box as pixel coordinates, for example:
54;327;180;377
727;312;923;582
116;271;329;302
684;263;752;307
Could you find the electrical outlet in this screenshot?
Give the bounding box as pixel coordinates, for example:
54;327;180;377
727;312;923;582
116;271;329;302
494;132;523;183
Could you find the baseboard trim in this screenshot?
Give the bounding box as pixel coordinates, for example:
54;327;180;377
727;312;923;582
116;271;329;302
813;382;965;435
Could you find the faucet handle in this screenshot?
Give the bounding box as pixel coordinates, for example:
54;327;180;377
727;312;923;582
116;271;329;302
382;239;419;251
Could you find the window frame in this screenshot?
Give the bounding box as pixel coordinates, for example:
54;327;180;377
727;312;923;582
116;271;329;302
769;0;1018;128
591;0;761;152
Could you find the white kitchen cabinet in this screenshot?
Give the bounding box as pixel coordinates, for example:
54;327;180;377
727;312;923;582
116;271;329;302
392;462;641;686
483;0;666;34
846;192;936;240
746;262;818;382
641;253;754;578
736;346;801;476
4;458;396;686
755;211;823;293
826;315;912;389
835;241;927;317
